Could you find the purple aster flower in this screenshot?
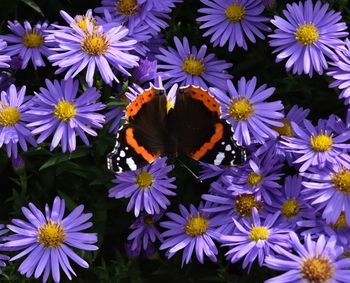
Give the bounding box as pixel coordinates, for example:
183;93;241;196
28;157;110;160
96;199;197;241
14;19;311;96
11;154;25;171
4;196;98;283
127;212;163;254
197;0;271;51
281;118;350;172
105;103;125;135
0;21;54;70
132;57;158;84
27;78;105;152
108;157;176;217
265;232;350;283
301;164;350;226
49;10;139;87
328;38;350;105
0;71;15;92
159;204;219;266
269;0;348;77
9;55;23;71
210;77;284;146
198;162;227;181
144;33;166;59
0;84;37;158
0;39;10;68
221;208;290;270
156;36;233;91
0;224;9;274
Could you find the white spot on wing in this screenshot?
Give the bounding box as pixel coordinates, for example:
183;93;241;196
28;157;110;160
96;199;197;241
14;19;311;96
225;145;232;151
120;150;126;157
214;152;225;165
126;157;137;170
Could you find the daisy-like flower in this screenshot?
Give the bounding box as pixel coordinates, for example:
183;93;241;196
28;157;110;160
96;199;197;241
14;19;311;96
49;10;139;87
221;208;290;270
0;39;10;68
132;57;158;84
265;232;350;283
156;36;233;91
328;38;350;105
301;164;350;227
0;21;54;69
269;0;348;77
0;224;9;274
127;212;163;255
4;196;98;283
197;0;270;51
281;119;350;172
210;77;284;146
0;84;37;158
27;78;105;152
109;157;176;217
159;204;219;266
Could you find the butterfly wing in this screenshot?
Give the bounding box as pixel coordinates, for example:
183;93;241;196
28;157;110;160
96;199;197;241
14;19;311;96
175;86;246;166
107;87;168;173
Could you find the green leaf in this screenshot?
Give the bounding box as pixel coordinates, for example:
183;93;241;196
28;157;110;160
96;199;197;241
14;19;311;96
20;0;43;16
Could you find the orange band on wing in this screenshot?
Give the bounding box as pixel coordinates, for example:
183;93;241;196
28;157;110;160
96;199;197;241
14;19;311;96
126;88;158;121
125;128;158;163
191;123;224;160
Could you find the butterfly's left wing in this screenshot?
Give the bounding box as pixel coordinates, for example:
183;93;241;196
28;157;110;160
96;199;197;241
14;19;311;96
175;86;246;166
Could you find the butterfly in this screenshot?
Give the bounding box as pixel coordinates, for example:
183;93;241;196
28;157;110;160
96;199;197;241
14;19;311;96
107;85;247;173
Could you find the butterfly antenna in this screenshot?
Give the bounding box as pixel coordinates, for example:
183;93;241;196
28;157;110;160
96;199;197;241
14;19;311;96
177;159;202;183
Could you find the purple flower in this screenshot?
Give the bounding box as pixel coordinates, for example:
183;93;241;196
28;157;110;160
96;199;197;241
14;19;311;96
328;38;350;105
49;10;139;87
221;208;290;270
156;36;233;91
197;0;270;51
301;164;350;226
281;118;350;172
0;21;54;70
210;76;284;146
265;232;350;283
0;224;9;274
0;84;37;158
269;0;348;77
0;71;15;92
132;57;158;84
108;157;176;217
11;154;25;171
4;196;98;283
9;56;23;71
0;39;10;68
27;78;105;152
198;162;227;181
105;103;125;135
159;204;219;266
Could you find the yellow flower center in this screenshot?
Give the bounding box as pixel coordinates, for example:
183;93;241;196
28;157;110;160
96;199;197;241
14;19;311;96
295;23;319;45
330;212;347;229
75;15;98;33
249;226;269;241
22;29;44;48
310;132;333;152
53;100;76;122
0;105;21;126
115;0;139;16
37;219;66;248
81;33;110;56
273;119;294;137
182;54;205;76
228;96;254;121
331;168;350;194
135;171;154;189
235;194;263;217
281;198;300;218
301;255;334;283
247;172;263;187
184;214;208;237
225;4;246;23
143;216;153;226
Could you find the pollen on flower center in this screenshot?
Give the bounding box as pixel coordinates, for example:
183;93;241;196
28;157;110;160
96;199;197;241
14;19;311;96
331;168;350;194
184;214;208;236
235;194;263;217
273;119;294;137
0;106;21;126
37;219;66;248
310;132;333;152
115;0;139;16
225;4;246;23
249;226;269;241
281;198;300;218
330;212;347;229
81;32;110;56
301;255;334;283
22;29;44;48
182;54;205;76
75;15;98;33
143;216;153;226
228;96;254;121
53;100;76;122
247;172;263;187
295;23;319;45
135;171;154;189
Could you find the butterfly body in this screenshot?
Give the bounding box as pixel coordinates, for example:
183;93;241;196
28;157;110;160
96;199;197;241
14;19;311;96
107;86;246;173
